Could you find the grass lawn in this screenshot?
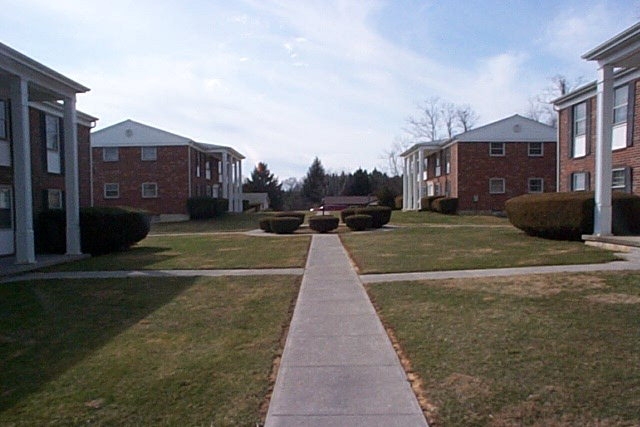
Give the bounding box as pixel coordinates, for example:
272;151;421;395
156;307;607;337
367;272;640;426
150;212;272;233
47;234;311;271
0;275;300;425
341;225;618;274
390;210;510;226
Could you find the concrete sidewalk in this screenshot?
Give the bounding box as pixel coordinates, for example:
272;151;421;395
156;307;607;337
265;234;427;427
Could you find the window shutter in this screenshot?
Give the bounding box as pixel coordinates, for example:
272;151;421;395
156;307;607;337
627;81;635;147
625;167;632;193
59;117;65;174
567;107;574;159
61;190;65;209
585;100;592;156
40;112;48;171
586;172;591;191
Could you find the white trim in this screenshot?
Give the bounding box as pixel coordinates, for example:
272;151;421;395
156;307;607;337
489;142;505;156
528;141;544;157
141;146;157;161
47;189;63;209
611;167;626;189
141;182;158;198
103;147;119;162
104;183;120;199
528;177;544;193
489;177;505;194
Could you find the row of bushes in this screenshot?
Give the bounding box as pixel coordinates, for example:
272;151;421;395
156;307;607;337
419;196;458;214
505;191;640;240
186;197;229;219
36;207;151;255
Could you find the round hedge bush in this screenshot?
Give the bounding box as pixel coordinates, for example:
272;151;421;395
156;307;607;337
275;211;306;225
341;206;391;228
308;215;339;233
269;216;301;234
259;217;273;233
345;214;372;231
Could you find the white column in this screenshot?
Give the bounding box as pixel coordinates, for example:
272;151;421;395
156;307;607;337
10;76;35;264
594;64;614;236
418;148;424;210
221;152;229;199
402;157;408;210
238;159;243;212
232;158;238;212
407;155;413;210
63;95;82;255
412;154;419;210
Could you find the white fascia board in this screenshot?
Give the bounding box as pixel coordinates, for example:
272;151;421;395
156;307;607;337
553;68;640;109
31;101;97;127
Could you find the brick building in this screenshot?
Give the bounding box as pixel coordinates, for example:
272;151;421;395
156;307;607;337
402;114;557;213
0;42;95;261
91;120;244;221
553;22;640;236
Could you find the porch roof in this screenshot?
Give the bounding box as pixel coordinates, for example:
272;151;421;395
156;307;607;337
582;21;640;67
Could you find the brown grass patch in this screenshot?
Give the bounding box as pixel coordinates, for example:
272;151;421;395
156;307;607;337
585;293;640;304
440;373;492;401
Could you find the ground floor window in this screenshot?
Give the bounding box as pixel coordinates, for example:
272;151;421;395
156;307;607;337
0;187;11;229
104;183;120;199
612;167;632;192
142;182;158;198
489;178;505;194
571;172;589;191
528;178;544;193
47;189;63;210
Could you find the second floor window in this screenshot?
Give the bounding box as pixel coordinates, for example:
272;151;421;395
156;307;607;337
528;142;543;156
141;147;157;161
613;85;629;150
572;102;587;157
489;142;505;156
103;147;119;162
142;182;158;198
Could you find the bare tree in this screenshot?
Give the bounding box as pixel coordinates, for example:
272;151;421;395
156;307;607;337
527;74;584;127
456;104;478;132
441;101;458;138
381;135;411;177
404;96;441;141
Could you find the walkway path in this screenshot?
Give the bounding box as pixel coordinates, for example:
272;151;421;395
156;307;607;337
264;234;427;427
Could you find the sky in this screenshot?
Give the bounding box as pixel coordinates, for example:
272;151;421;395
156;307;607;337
1;0;639;181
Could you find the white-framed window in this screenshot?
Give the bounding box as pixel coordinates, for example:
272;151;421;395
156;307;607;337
612;86;629;150
445;148;451;174
142;182;158;198
571;172;589;191
0;186;12;229
435;155;441;177
434;182;440;196
528;178;544;193
205;161;211;180
206;185;212;197
528;142;543;157
45;115;61;174
218;161;223;183
427;182;434;197
196;152;201;177
572;102;587;157
489;178;505;194
104;183;120;199
489;142;505;156
47;189;63;210
212;184;220;198
0;100;10;167
141;146;157;161
103;147;119;162
445;180;451;197
612;168;627;190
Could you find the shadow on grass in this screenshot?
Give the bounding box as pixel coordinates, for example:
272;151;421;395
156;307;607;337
46;246;178;272
0;277;196;411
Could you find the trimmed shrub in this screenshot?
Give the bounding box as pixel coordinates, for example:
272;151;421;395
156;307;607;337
394;195;403;210
35;207;151;255
275;211;306;225
421;195;444;211
309;215;339;233
259;217;273;233
341;206;391;228
345;214;372;231
377;187;396;209
432;197;458;215
187;197;229;219
269;216;301;234
505;191;640;240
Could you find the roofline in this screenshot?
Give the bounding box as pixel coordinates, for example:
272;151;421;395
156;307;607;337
0;42;90;94
193;142;245;160
31;101;98;126
582;22;640;61
400;139;448;157
552;67;640;108
450;114;555;142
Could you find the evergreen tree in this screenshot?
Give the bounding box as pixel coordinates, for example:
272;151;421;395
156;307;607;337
344;168;371;196
301;157;327;205
243;162;284;210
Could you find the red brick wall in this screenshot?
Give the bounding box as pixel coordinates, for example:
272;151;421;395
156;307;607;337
92;145;191;215
559;79;640;194
77;125;91;207
456;141;557;212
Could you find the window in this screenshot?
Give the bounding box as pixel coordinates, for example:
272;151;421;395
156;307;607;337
528;142;543;157
218;161;223;183
47;189;63;210
489;142;505;156
613;86;628;124
612;168;631;192
0;187;11;229
103;147;119;162
613;86;629;150
445;148;451;174
434;182;440;196
142;182;158;198
445;180;451;197
489;178;505;194
0;100;9;167
572;102;587;157
571;172;589;191
435;155;441;177
206;185;212;197
422;158;428;180
45;115;60;151
205;161;211;180
104;183;120;199
141;146;157;161
196;152;201;177
528;178;544;193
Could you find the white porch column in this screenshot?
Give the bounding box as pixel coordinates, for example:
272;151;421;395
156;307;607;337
418;148;424;210
10;76;35;263
412;154;419;210
63;95;82;255
594;64;614;236
237;159;243;212
221;152;229;199
402;157;408;210
407;155;414;210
